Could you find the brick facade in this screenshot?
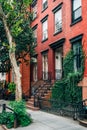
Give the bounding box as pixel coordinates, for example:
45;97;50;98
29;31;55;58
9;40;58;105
31;0;87;99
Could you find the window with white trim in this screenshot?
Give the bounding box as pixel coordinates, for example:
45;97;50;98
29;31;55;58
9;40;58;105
42;0;48;10
42;53;48;80
73;41;82;72
33;28;37;46
72;0;82;22
32;4;37;20
42;20;48;41
54;9;62;33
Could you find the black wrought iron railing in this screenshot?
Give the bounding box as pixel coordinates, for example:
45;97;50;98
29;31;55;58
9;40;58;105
36;98;87;120
33;82;53;107
0;103;18;128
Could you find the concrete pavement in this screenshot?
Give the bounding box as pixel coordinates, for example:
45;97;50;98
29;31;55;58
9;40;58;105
8;109;87;130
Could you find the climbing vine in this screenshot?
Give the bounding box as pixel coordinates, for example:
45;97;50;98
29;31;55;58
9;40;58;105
52;49;85;104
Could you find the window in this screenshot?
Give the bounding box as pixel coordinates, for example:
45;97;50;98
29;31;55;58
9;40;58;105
54;9;62;33
0;73;6;80
72;0;82;23
33;28;37;46
42;0;48;11
42;20;48;41
32;24;38;46
33;63;38;81
52;3;63;34
32;4;37;20
42;53;48;80
73;41;82;72
70;34;83;72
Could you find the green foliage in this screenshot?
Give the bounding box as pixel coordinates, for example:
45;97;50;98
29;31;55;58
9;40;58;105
8;82;16;93
63;50;74;77
0;112;14;129
0;0;35;72
0;100;32;128
52;50;84;104
9;100;32;127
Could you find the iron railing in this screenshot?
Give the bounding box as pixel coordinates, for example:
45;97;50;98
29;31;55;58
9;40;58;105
0;103;18;128
36;98;87;120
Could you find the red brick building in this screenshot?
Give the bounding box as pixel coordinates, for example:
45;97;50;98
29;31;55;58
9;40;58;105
30;0;87;99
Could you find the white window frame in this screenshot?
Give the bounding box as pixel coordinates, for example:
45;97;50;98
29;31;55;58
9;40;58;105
33;63;38;81
33;4;37;20
42;0;48;10
33;28;37;45
42;20;48;41
42;53;48;80
72;0;82;21
54;9;62;33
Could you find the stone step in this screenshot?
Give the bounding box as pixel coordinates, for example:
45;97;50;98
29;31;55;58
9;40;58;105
79;119;87;127
27;101;34;106
26;104;39;111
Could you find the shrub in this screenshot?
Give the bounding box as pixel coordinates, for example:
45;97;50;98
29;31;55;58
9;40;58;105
9;100;32;127
0;100;32;128
0;112;14;129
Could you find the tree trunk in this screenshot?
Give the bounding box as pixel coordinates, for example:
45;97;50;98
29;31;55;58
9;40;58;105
2;13;22;101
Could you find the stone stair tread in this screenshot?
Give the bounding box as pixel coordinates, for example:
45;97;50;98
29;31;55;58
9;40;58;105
79;119;87;127
26;105;39;111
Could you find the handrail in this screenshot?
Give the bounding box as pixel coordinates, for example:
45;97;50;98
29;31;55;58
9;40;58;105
1;104;18;128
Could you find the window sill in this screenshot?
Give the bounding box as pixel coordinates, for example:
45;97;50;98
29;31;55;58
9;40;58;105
53;30;62;36
70;17;82;27
32;16;37;21
41;38;48;43
41;6;48;13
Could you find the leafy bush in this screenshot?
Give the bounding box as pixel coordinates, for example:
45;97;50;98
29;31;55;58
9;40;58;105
0;112;14;128
9;100;32;127
0;100;32;128
8;82;16;94
52;50;84;104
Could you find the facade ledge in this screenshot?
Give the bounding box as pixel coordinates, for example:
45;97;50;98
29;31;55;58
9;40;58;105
49;38;65;49
70;17;82;27
53;30;62;36
41;38;48;43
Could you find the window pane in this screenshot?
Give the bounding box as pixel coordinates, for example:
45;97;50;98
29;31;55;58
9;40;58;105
42;20;48;40
73;0;81;10
73;42;82;72
33;4;37;19
55;9;62;33
43;0;47;3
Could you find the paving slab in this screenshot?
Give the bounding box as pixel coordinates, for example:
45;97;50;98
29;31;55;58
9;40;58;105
8;109;87;130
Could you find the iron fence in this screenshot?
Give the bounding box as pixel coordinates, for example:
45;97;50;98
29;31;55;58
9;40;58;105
34;97;87;120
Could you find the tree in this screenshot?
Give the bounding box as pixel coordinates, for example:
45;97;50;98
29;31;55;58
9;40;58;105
0;0;34;101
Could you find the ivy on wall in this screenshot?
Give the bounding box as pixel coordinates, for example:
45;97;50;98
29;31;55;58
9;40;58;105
51;49;84;104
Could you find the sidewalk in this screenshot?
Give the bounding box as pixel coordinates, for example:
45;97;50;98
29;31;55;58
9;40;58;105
8;109;87;130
